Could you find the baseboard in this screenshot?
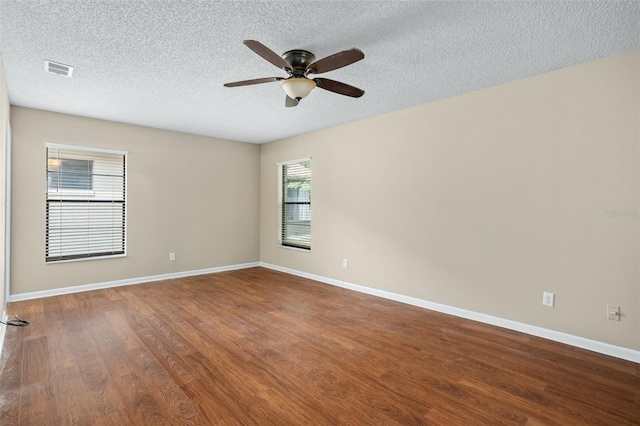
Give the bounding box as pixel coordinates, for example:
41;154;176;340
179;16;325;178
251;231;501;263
9;262;260;302
259;262;640;364
0;310;6;359
7;261;638;363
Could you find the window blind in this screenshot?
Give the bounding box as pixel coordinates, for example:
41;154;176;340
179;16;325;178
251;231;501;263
46;144;126;262
279;159;311;250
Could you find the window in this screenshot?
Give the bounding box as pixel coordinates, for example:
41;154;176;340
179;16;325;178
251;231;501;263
47;158;93;190
278;158;311;250
46;143;127;262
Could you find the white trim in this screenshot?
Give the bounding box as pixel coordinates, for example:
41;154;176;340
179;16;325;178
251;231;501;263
277;156;311;166
45;142;127;156
4;120;11;306
278;244;311;253
9;262;259;302
0;311;6;358
46;254;126;264
259;262;640;364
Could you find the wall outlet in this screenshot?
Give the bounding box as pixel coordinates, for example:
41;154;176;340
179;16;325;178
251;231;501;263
542;292;554;307
342;259;348;268
169;252;176;261
607;305;620;321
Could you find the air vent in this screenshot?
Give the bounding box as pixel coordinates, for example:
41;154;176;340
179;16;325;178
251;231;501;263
44;60;74;78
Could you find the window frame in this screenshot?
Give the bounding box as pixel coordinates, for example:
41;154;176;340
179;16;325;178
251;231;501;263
45;142;128;263
278;158;311;251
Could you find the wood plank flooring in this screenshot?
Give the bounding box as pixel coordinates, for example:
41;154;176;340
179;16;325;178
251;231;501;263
0;267;638;425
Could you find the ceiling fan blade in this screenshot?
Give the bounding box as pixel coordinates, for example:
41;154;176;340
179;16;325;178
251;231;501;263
285;96;299;107
243;40;292;71
314;78;364;98
223;77;284;87
307;48;364;74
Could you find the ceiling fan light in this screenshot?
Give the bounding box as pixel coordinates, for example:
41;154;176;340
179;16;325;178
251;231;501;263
281;78;316;100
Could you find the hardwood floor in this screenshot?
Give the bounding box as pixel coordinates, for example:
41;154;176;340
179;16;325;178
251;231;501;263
0;267;638;425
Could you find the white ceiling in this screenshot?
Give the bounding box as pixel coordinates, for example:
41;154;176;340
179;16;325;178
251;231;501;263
0;1;638;144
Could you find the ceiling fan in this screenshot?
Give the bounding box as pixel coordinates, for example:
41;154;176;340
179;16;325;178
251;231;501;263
224;40;365;107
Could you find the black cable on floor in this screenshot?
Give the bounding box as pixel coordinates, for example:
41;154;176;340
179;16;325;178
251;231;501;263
0;315;30;326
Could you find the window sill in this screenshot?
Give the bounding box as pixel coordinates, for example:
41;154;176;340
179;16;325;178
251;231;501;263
278;245;311;253
46;253;127;264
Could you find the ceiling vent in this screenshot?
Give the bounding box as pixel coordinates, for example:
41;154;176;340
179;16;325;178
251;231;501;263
44;60;74;78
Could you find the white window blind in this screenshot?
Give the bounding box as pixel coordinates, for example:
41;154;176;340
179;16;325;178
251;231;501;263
46;144;126;262
279;159;311;250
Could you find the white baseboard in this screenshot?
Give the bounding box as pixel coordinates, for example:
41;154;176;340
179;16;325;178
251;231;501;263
8;262;260;302
6;261;638;364
259;262;640;364
0;311;6;358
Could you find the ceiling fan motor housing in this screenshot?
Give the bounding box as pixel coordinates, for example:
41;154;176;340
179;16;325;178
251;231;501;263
282;50;316;76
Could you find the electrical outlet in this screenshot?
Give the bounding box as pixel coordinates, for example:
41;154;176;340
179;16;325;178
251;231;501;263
342;259;348;268
169;252;176;261
607;305;620;321
542;292;554;307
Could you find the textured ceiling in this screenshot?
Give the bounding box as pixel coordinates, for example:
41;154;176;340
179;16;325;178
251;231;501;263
0;1;638;144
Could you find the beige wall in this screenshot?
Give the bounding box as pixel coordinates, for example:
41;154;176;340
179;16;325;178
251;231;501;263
10;107;260;295
0;61;9;314
260;51;640;350
6;51;639;351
